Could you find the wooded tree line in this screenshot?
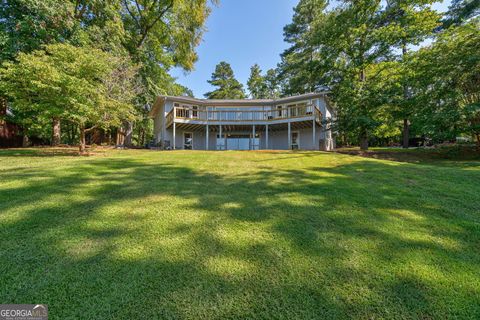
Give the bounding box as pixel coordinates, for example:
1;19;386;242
206;0;478;150
278;0;480;149
0;0;213;152
1;0;478;151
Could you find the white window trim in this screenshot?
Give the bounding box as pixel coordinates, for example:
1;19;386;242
183;132;193;150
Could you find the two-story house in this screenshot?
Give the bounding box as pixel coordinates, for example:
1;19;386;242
149;92;334;151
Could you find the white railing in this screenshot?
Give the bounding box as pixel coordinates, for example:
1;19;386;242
166;105;321;125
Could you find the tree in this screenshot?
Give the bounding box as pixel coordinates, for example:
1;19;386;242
409;19;480;146
0;43;137;153
0;0;76;144
120;0;214;145
0;0;209;147
382;0;440;148
322;0;395;150
264;69;280;99
247;64;267;99
443;0;480;27
278;0;328;95
204;61;246;99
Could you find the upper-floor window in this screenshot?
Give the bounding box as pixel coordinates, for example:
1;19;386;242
288;104;297;117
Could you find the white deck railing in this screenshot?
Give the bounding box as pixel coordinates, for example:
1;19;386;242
166;105;322;128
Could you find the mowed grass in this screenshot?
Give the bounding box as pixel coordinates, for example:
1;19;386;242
1;148;479;319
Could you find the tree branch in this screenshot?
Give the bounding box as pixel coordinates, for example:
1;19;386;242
123;0;142;29
136;0;174;48
84;125;98;132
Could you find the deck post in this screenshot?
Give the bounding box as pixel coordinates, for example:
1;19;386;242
252;125;255;150
206;124;209;150
266;124;269;149
219;125;222;150
173;122;176;150
288;121;291;150
312;117;316;149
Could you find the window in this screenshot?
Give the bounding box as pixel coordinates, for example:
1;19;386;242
181;104;190;118
277;105;283;117
297;103;307;115
291;131;299;150
184;132;193;150
288;104;297;117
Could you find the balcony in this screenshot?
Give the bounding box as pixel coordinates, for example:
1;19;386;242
166;105;322;128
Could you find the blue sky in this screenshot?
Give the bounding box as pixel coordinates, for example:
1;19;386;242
172;0;452;98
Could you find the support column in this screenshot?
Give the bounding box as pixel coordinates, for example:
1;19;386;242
173;122;176;150
288;121;291;150
265;124;269;149
206;124;209;150
252;125;256;150
312;117;316;149
219;125;222;150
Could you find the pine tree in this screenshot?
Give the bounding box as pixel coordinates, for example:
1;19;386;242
443;0;480;27
204;62;246;99
278;0;328;95
247;64;266;99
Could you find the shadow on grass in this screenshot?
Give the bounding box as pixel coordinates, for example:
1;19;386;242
0;153;479;319
0;147;108;157
336;146;480;168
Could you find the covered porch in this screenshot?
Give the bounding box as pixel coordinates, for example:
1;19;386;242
169;120;320;150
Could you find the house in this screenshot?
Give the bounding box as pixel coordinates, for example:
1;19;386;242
0;99;22;148
149;92;335;151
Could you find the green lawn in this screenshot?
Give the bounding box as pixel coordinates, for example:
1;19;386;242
1;149;479;319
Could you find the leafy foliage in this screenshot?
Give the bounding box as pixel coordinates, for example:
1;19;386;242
409;19;480;143
0;43;137;152
0;0;213;147
277;0;479;149
443;0;480;27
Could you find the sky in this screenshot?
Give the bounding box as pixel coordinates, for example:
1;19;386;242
172;0;452;98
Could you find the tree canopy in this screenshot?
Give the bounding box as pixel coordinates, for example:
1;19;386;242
0;0;214;148
0;43;137;152
205;61;246;99
277;0;479;149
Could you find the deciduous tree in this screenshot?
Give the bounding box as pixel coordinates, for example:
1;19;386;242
0;43;137;153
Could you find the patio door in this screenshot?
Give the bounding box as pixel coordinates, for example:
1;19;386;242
225;134;260;150
290;131;299;150
184;132;193;149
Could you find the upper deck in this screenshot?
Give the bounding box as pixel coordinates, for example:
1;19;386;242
166;104;322;128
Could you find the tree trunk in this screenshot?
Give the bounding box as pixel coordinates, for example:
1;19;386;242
0;96;7;114
52;117;61;146
116;126;125;147
22;135;30;147
140;127;145;146
124;122;133;147
402;118;409;148
79;125;86;154
402;43;410;149
359;67;368;151
359;129;369;151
